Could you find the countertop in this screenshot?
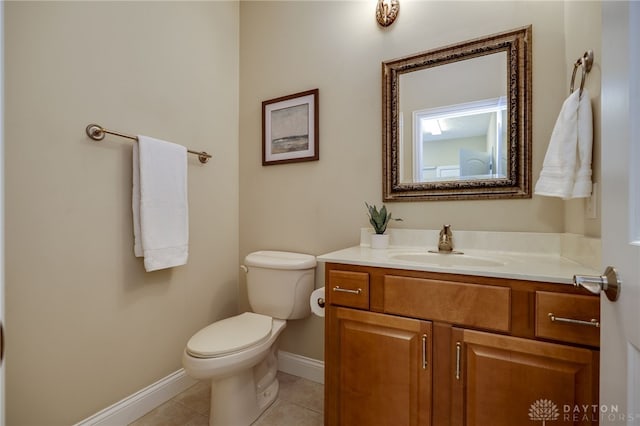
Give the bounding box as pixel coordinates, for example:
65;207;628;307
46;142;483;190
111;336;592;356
316;229;602;285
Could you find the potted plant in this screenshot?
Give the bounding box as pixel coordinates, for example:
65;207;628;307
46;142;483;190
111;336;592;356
365;202;402;249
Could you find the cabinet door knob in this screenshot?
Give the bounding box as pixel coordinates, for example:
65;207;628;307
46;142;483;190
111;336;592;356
574;266;621;301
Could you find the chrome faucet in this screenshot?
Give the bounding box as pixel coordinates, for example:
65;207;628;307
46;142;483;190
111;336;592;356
437;224;454;253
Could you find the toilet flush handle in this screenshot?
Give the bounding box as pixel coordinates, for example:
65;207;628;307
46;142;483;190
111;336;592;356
240;265;249;273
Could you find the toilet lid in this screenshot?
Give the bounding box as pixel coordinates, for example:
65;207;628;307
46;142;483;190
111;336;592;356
245;251;317;270
186;312;273;358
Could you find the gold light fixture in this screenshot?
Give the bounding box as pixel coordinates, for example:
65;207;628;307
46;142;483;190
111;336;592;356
376;0;399;27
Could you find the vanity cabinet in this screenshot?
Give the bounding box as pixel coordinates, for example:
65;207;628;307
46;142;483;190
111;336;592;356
324;263;600;426
450;329;598;426
332;308;432;426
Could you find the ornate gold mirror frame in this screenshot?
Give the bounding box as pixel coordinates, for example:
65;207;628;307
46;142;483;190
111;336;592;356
382;26;532;201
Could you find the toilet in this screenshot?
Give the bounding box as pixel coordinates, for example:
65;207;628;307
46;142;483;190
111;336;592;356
182;250;317;426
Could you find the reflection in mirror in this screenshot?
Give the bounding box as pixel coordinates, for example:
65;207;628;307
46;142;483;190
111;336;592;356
405;97;508;183
383;26;532;201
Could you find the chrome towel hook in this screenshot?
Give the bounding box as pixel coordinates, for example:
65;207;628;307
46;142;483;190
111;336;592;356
570;50;594;98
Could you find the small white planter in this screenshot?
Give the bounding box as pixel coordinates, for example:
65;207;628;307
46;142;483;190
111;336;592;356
370;233;390;249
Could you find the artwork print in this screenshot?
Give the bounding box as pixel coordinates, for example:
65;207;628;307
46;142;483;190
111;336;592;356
262;89;319;165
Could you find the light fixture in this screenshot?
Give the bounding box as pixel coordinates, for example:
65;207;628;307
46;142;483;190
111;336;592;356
376;0;399;27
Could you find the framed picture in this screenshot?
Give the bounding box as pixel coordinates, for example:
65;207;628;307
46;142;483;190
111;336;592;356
262;89;319;166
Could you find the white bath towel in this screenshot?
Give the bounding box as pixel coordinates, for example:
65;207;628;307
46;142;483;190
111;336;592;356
571;89;593;198
534;89;593;199
133;136;189;272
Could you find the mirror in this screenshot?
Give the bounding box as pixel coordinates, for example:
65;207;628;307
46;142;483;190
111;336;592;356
383;26;532;201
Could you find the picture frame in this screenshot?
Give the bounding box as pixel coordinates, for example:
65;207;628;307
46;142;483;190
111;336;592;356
262;89;319;166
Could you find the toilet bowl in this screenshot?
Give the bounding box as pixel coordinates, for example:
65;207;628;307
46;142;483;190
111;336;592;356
182;251;316;426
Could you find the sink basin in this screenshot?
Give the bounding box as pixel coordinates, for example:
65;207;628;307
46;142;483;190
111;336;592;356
389;252;506;268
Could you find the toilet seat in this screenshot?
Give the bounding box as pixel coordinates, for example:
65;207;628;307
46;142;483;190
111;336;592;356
186;312;273;358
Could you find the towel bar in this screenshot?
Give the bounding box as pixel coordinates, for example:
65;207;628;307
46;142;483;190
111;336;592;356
86;123;211;164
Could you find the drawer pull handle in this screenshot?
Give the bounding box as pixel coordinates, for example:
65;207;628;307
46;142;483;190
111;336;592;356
548;312;600;328
422;334;428;370
455;342;462;380
333;286;362;295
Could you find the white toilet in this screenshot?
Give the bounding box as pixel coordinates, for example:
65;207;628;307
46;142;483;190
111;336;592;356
182;250;317;426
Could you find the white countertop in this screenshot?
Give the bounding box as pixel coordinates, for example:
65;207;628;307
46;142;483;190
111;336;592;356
316;229;602;285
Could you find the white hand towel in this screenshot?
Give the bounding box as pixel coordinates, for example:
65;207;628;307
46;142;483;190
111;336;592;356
571;89;593;198
534;90;580;199
133;136;188;272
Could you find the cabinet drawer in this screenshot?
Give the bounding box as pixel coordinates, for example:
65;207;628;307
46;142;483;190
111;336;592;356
384;275;511;332
535;291;600;347
328;270;369;309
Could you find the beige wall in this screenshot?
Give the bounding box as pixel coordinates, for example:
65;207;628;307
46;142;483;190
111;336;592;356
5;2;239;425
239;1;602;360
563;0;602;237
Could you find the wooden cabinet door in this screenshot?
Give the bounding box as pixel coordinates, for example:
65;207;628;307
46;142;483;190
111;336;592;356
451;328;599;426
330;308;432;426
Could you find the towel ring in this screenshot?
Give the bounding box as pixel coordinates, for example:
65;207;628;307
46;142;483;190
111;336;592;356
570;50;594;97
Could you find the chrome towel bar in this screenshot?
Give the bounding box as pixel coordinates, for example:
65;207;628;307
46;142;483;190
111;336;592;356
86;123;212;164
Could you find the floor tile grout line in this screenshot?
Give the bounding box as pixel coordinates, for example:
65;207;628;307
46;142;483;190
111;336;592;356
288;401;324;415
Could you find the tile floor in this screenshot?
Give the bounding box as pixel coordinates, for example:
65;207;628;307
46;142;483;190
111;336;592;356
128;372;324;426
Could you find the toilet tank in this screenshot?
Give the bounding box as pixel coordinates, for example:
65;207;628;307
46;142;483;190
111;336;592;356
244;251;317;320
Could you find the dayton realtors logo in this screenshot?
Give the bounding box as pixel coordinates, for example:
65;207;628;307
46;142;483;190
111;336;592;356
529;399;629;423
529;399;560;425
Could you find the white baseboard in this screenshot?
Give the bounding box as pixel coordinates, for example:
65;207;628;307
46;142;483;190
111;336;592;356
73;369;198;426
277;350;324;384
75;352;324;425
